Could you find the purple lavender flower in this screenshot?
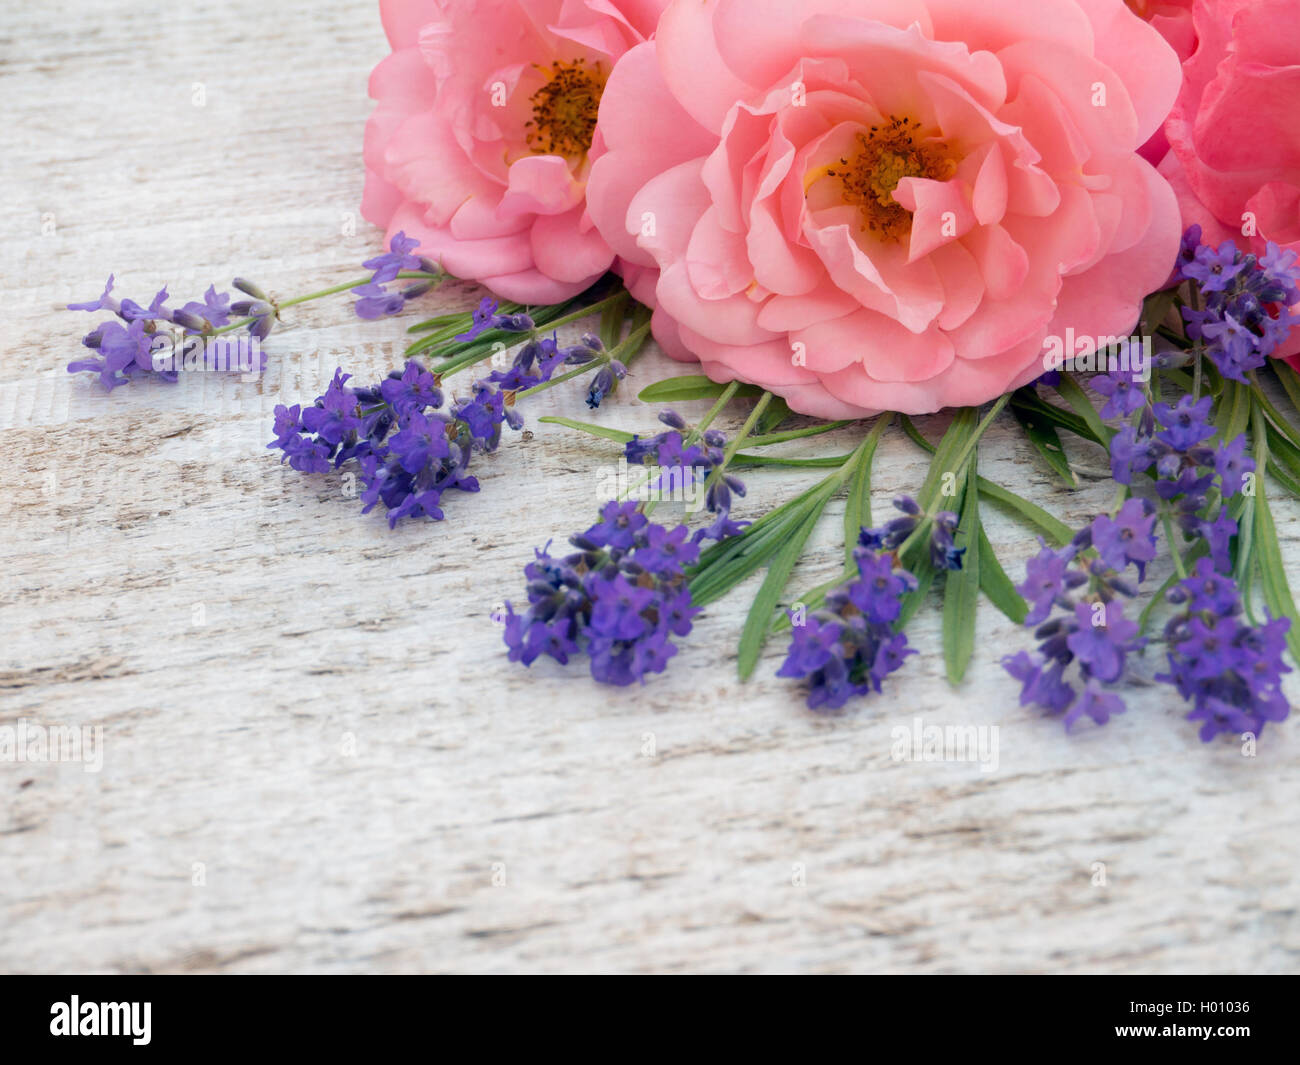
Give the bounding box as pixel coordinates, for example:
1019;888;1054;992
503;501;706;686
351;231;441;320
1108;424;1155;485
1003;503;1148;729
1092;369;1147;419
1068;684;1126;730
178;286;233;331
362;230;424;284
1153;395;1216;451
1065;600;1140;684
1090;498;1157;579
352;283;408;320
1214;435;1255;497
451;296;535;341
586;359;627;409
1018;542;1080;626
1159;563;1291;741
267;354;535;528
379;360;443;417
1181;241;1246;293
622;412;747;543
778;529;919;712
68;273;270;389
1198;507;1239;574
855;495;965;571
1175;232;1300;381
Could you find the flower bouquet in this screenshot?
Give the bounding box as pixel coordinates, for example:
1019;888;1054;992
67;0;1300;746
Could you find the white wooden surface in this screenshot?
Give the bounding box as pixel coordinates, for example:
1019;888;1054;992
1;0;1297;974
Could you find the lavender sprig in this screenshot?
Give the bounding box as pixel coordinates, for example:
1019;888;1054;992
267;329;552;527
777;499;931;711
66;231;446;391
501;501;705;686
1005;342;1291;739
1174;225;1300;383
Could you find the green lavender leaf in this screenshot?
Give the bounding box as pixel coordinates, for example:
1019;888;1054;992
977;527;1028;624
1009;396;1077;487
744;420;853;447
843;444;872;567
1053;374;1114;446
736;495;832;680
598;293;630;350
895;561;937;629
1008;387;1103;445
637;374;763;404
1250;403;1300;660
536;416;635;443
942;470;982;682
1271;361;1300;422
841;414;890;566
1215;378;1251;442
689;486;830;606
732;453;855;469
976;480;1074;546
1250;374;1300;451
755;395;793;436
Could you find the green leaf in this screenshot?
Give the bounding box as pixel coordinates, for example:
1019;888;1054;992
840;414;889;566
1231;489;1255;593
755;395;793;436
896;561;937;629
1053;374;1114;447
1271;361;1300;423
537;416;634;443
1215;378;1251;442
736;497;831;679
1140;286;1180;337
1008;387;1102;445
942;469;982;683
1266;458;1300;501
744;420;853;448
900;414;1073;545
598;293;630;350
1009;397;1077;487
1251;377;1300;452
732;453;855;469
637;374;763;404
976;479;1074;546
1251;481;1300;659
977;526;1028;625
689;485;831;606
843;441;872;567
406;314;470;334
1250;404;1300;661
915;407;975;509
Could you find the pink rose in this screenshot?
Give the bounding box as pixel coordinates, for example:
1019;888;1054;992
587;0;1184;417
1126;1;1196;163
1129;0;1197;62
1156;0;1300;359
362;0;666;304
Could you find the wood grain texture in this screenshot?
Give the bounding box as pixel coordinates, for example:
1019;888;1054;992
1;0;1297;975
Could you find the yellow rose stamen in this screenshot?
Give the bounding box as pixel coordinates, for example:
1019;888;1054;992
525;58;606;160
820;115;958;242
